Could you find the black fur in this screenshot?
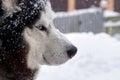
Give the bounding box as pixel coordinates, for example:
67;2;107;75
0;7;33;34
0;0;46;80
0;0;4;16
0;0;4;23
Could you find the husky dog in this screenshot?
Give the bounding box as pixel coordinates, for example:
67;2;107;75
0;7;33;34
0;0;77;80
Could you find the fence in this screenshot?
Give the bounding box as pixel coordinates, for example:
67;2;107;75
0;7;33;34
53;8;105;33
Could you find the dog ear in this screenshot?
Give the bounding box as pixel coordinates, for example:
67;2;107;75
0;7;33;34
2;0;18;13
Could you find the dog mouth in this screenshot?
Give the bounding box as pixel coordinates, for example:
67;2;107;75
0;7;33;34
42;55;50;65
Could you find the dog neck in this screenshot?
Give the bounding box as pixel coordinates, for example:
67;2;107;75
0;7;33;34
0;37;37;80
0;69;36;80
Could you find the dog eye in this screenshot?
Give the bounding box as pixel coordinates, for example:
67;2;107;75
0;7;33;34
36;25;46;31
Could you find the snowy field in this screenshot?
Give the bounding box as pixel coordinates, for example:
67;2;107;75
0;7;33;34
36;32;120;80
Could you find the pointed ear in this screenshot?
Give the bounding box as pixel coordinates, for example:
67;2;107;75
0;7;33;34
2;0;18;13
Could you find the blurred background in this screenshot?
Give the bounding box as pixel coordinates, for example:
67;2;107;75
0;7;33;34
50;0;120;40
36;0;120;80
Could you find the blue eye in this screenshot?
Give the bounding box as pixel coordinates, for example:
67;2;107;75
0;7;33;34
36;25;46;31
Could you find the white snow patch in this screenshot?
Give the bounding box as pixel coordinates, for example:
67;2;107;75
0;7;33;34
105;21;120;27
36;32;120;80
100;0;108;7
54;8;102;18
104;10;120;18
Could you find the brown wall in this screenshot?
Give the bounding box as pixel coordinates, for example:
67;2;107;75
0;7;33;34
76;0;100;9
51;0;120;12
50;0;67;12
51;0;100;12
115;0;120;12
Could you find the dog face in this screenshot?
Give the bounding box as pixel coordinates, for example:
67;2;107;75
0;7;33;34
23;1;77;70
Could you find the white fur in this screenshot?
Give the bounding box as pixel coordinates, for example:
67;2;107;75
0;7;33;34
24;1;73;70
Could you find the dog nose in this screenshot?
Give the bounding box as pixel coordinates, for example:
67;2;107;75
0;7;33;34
67;46;77;58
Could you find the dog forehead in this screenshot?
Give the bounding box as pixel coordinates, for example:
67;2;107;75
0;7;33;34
37;1;54;27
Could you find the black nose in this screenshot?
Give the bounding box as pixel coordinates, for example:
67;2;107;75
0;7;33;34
67;46;77;58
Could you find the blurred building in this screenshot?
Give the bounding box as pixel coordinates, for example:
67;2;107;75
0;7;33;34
115;0;120;12
51;0;100;11
50;0;120;12
50;0;68;11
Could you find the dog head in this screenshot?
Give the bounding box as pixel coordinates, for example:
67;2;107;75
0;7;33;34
23;0;77;70
2;0;77;70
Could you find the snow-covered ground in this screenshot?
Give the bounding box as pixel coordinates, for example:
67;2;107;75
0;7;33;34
36;32;120;80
